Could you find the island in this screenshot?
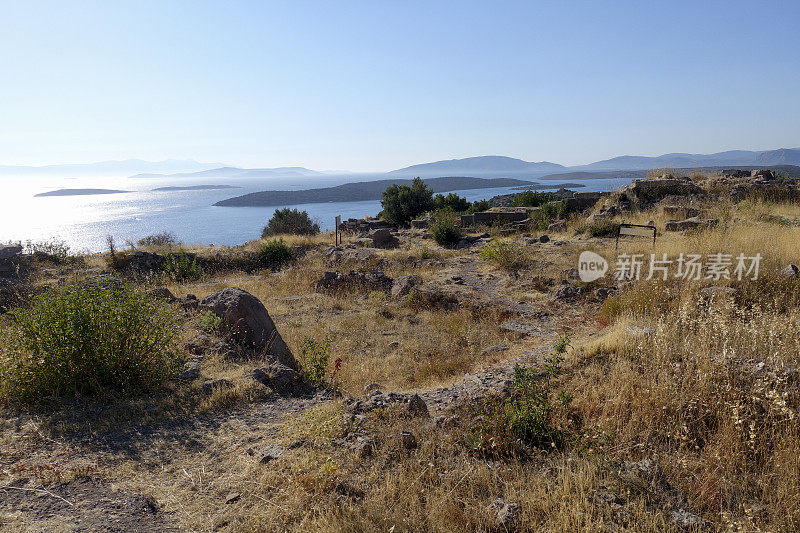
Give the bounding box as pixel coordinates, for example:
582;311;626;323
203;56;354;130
152;185;242;192
214;176;564;207
34;188;130;197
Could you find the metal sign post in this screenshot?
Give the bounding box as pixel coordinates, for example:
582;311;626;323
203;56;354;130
335;215;342;246
616;223;657;249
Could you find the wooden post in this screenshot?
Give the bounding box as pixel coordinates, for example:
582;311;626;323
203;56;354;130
335;215;342;246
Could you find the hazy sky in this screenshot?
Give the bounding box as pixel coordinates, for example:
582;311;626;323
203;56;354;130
1;0;798;171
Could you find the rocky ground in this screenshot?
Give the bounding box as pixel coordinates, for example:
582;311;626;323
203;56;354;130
2;170;800;531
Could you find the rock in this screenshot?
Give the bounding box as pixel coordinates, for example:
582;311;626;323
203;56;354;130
554;284;585;300
407;394;429;418
369;228;399;249
751;169;775;180
488;498;519;528
197;287;294;367
224;493;241;504
480;344;509;357
781;264;799;279
363;383;382;396
411;216;432;229
399;431;417;450
627;178;703;203
258;444;285;464
626;325;655;337
547;220;567;232
201;379;234;394
699;286;737;297
391;275;422;299
663;205;700;219
664;217;702;231
500;321;546;337
352;437;374;458
177;360;201;380
248;362;312;396
670;509;704;529
586;213;607;223
316;270;394;295
593;286;616;301
211;340;238;358
538;234;550;243
407;287;459;311
352;237;374;247
0;245;22;260
178;294;199;310
145;287;176;302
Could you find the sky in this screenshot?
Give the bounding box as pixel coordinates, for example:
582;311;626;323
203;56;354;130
0;0;798;171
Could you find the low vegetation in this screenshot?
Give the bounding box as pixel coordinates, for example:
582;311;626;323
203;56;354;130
137;231;177;248
257;237;296;270
431;211;462;247
262;208;320;237
0;283;182;403
163;249;203;281
480;238;530;271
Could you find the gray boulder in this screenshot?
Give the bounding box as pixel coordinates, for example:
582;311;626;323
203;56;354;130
391;275;422;298
248;362;312;396
369;228;399;249
198;287;294;367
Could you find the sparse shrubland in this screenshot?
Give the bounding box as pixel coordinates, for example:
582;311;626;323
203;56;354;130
137;231;177;248
0;283;182;403
257;237;296;270
431;211;461;247
481;238;530;271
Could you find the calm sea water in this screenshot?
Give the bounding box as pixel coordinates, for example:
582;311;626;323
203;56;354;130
2;175;633;253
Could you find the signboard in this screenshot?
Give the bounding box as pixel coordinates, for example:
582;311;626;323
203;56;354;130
335;215;342;246
616;223;656;248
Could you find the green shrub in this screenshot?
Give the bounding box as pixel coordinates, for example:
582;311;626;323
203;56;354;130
257;238;296;270
468;199;490;213
480;239;530;271
576;219;621;237
262;208;320;237
431;212;462;247
530;201;568;230
137;231;177;248
199;310;223;332
433;192;470;213
299;337;331;387
468;333;575;457
164;249;203;282
380;177;434;226
0;283;182;403
511;191;556;208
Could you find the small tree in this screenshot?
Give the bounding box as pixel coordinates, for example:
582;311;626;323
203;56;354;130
262;208;320;237
380;177;434;226
433;192;470;213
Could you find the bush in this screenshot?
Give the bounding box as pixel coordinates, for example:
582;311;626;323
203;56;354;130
433;193;470;213
481;239;530;271
199;310;223;332
137;231;177;248
22;239;71;263
468;199;490;213
0;283;182;403
380;177;434;226
262;208;320;237
512;190;556;208
164;249;203;282
577;219;621;237
469;333;574;457
431;212;462;247
530;200;568;230
257;238;296;270
299;337;331;387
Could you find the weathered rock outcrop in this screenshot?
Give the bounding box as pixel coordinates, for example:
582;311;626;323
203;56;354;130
315;270;394;295
198;287;294;367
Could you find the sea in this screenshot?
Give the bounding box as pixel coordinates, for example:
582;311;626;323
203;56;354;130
1;174;634;253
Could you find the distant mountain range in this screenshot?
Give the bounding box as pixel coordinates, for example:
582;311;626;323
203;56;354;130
4;147;800;181
0;158;222;177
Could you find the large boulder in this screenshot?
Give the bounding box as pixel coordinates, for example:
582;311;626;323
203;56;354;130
198;287;294;367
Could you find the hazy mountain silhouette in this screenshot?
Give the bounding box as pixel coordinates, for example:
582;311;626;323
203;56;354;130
130;166;322;179
387;156;565;177
573;148;800;171
0;158;222;177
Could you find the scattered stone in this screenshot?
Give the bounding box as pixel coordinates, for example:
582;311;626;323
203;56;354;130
407;394;430;418
248;363;311;396
781;264;799;279
547;220;567;232
316;270;394;295
363;383;382;396
664;217;702;231
391;274;422;298
586;212;607;223
224;493;241;504
554;284;585;300
488;498;520;528
399;431;417;450
480;344;509;357
258;444;285;464
593;286;617;301
197;287;294;367
500;321;547;337
538;234;550;243
368;228;399;249
177;360;201;381
670;509;705;529
699;286;737;297
145;287;176;301
201;379;234;394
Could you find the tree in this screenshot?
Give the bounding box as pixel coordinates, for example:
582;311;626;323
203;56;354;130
380;177;434;226
262;208;320;237
433;192;470;213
